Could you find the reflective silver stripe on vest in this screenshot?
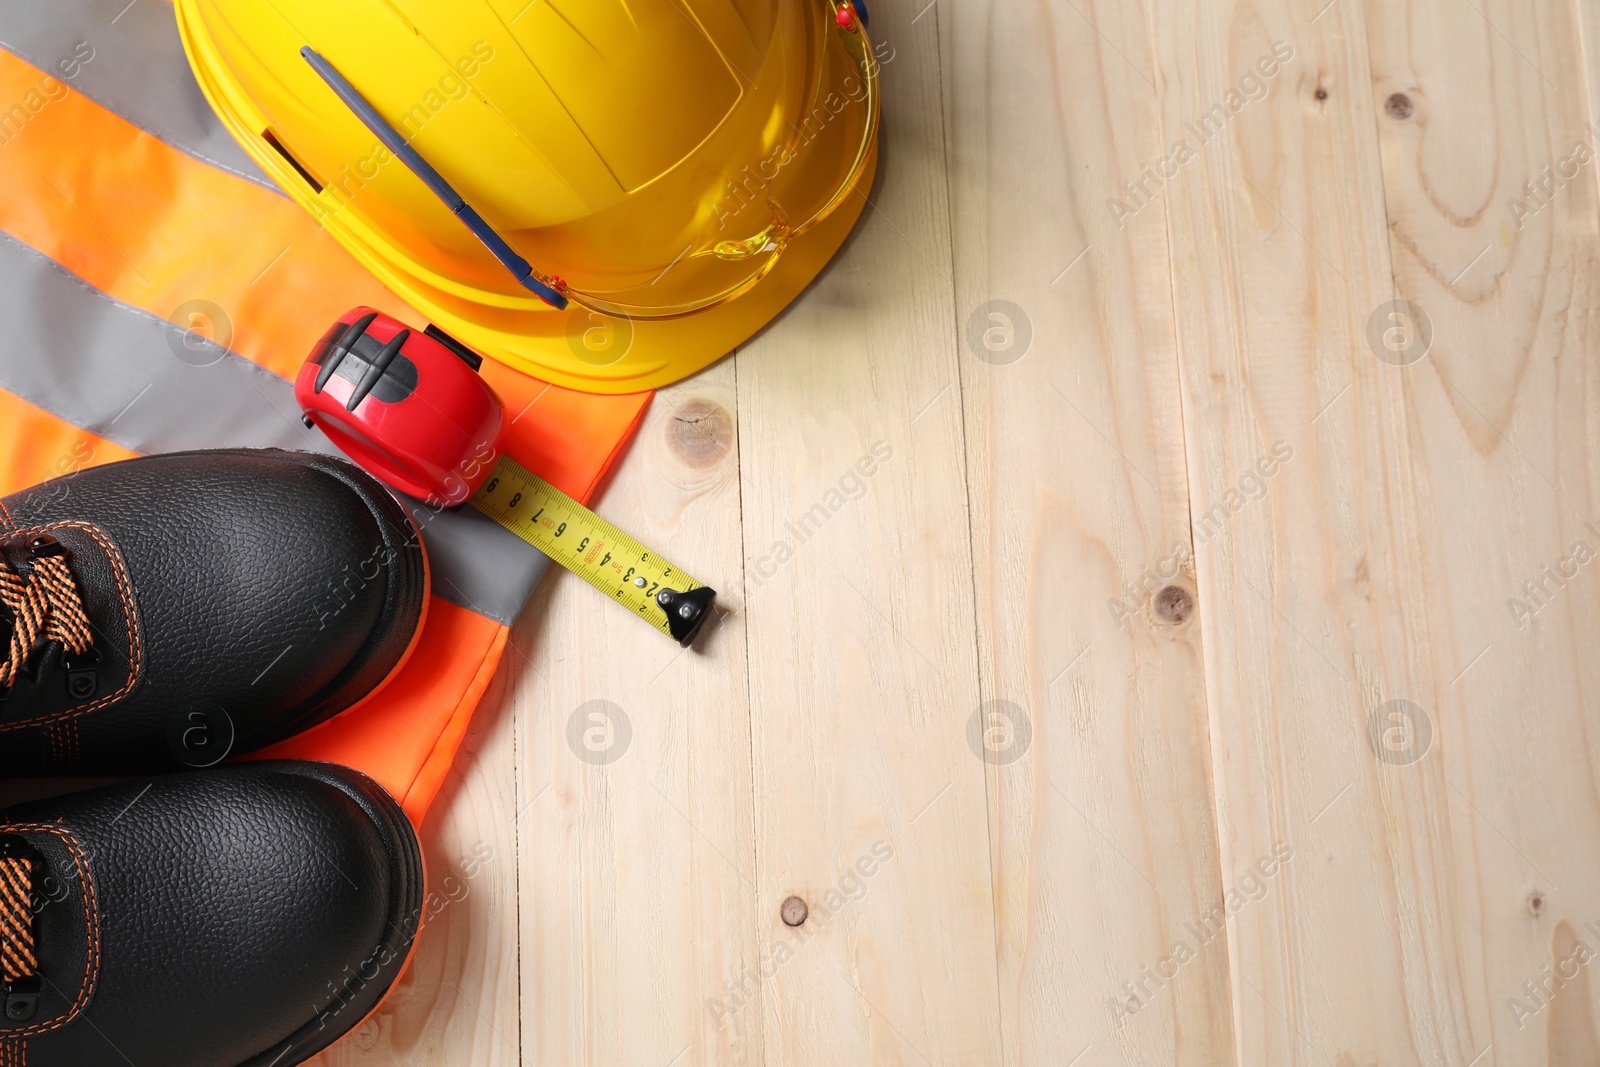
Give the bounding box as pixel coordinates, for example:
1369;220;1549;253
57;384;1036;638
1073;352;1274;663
0;0;277;192
0;231;544;625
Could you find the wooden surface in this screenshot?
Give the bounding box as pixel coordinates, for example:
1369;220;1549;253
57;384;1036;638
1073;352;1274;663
316;0;1600;1063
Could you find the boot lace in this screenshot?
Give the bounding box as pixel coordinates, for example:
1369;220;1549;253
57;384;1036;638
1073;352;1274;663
0;836;39;1022
0;536;94;691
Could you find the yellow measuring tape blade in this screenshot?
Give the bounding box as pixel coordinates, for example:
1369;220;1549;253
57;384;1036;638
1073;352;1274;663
467;455;716;645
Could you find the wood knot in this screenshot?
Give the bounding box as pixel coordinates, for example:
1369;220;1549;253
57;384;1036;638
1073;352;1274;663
1153;584;1195;625
1384;92;1413;120
780;895;809;927
352;1018;381;1051
666;399;733;468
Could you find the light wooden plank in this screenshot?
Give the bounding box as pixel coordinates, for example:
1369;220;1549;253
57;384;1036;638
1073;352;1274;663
1152;0;1430;1060
733;0;1004;1063
514;363;761;1067
1362;1;1600;1062
938;0;1239;1061
1155;0;1600;1062
311;662;523;1066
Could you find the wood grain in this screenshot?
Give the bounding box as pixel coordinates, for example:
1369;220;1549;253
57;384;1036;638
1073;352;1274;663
1365;2;1600;1064
337;2;1600;1062
310;0;1600;1061
14;1;1600;1063
937;0;1239;1063
732;0;1005;1063
1155;0;1600;1063
1150;0;1415;1059
512;362;761;1067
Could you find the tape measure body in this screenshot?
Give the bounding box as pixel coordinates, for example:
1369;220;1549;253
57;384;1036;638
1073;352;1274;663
469;456;715;645
296;308;715;644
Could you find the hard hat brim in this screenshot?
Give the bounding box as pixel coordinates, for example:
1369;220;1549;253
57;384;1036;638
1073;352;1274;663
177;1;881;395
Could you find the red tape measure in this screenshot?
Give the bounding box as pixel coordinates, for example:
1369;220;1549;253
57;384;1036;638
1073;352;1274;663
295;308;716;645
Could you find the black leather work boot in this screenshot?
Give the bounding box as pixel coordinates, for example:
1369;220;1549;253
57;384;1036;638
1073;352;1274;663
0;761;424;1066
0;449;428;774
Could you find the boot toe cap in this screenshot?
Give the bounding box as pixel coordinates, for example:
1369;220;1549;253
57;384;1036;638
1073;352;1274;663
0;762;423;1067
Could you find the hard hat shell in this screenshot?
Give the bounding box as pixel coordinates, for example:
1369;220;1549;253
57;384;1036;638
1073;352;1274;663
175;0;881;393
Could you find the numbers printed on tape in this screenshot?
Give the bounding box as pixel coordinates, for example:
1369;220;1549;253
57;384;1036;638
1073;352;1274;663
469;455;713;643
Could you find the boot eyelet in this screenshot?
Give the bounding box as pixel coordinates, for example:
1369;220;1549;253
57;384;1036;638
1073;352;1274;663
62;647;100;702
3;976;39;1022
26;535;67;561
0;835;37;862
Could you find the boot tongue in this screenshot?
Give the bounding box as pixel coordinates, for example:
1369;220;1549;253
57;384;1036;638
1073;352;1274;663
0;542;29;573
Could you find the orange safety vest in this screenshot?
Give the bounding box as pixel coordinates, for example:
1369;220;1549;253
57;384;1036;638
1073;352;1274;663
0;4;651;825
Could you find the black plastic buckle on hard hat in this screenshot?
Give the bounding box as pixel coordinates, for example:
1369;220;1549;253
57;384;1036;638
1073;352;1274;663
0;835;41;1024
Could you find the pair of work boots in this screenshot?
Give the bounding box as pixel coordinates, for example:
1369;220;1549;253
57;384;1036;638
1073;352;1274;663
0;449;433;1067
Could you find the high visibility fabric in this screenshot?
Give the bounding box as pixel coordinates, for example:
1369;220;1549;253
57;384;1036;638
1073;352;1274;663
0;34;651;823
0;227;634;626
0;0;275;191
0;45;640;492
257;599;510;820
0;392;136;485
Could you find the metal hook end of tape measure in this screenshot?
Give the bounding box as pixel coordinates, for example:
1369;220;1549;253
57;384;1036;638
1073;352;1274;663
469;456;718;646
656;585;717;647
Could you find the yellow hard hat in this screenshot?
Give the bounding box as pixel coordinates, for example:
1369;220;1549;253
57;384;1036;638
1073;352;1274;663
175;0;881;394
